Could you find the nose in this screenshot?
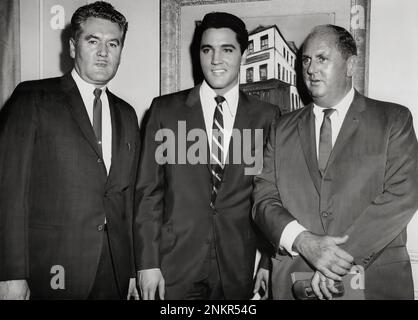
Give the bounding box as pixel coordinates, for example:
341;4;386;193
97;43;108;57
211;49;222;65
306;60;316;75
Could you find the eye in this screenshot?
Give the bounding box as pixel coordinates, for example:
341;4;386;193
201;48;210;54
318;56;327;63
88;39;98;45
223;48;233;53
302;57;310;66
108;42;119;48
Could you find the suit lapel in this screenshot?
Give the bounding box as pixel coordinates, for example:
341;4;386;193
106;90;122;186
298;105;321;194
223;91;253;177
60;73;104;161
185;85;212;176
326;91;365;169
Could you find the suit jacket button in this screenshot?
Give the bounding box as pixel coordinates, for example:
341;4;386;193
97;224;104;231
97;158;103;163
321;211;330;218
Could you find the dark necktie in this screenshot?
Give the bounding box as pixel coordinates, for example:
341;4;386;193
210;95;225;208
318;108;336;176
93;88;102;155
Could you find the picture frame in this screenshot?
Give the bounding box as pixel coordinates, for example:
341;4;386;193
160;0;370;103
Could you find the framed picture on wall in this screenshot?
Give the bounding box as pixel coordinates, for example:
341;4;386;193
160;0;370;111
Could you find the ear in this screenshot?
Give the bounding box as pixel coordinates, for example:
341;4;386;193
240;49;248;65
346;55;357;77
69;38;76;59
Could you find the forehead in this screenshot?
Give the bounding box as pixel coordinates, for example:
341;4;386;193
201;27;239;45
79;17;123;38
303;31;338;55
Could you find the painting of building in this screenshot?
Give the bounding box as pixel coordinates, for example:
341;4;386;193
240;25;303;114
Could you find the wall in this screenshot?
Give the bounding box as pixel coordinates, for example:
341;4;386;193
369;0;418;299
19;0;159;122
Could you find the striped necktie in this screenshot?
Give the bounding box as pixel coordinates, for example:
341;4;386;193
210;95;225;208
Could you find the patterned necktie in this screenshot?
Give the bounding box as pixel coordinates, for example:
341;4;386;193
93;88;102;155
210;95;225;208
318;108;336;176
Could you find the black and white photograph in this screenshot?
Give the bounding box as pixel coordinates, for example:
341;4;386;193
0;0;418;308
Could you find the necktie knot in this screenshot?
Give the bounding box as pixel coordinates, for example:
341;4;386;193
214;95;225;105
94;88;102;99
323;108;335;119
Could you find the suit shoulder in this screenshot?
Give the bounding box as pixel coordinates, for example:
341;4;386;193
364;95;411;116
151;88;191;108
241;92;279;121
13;76;62;94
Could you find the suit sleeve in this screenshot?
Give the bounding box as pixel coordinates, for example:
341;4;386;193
133;99;165;270
341;108;418;267
126;111;141;278
0;83;37;281
252;118;296;252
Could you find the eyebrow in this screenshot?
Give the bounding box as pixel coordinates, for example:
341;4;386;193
84;34;121;45
200;44;237;49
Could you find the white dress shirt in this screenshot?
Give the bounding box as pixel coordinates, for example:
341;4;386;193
71;69;112;173
200;80;239;163
280;87;355;256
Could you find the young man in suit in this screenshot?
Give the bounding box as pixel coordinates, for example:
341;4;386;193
135;12;279;300
252;24;418;299
0;1;140;299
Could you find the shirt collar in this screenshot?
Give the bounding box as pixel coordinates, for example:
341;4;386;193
71;68;107;98
313;87;355;119
200;80;239;117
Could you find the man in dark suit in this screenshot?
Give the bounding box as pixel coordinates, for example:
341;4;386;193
252;24;418;300
135;12;278;300
0;1;140;300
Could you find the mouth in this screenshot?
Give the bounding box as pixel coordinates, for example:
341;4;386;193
308;79;322;86
95;62;109;68
211;69;227;76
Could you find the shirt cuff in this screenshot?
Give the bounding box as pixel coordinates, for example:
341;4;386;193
279;220;307;256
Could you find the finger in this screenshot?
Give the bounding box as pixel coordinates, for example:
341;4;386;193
261;287;268;300
158;280;165;300
149;285;156;300
334;248;354;264
26;288;30;300
327;279;339;295
320;267;342;281
253;277;261;294
142;283;151;300
330;264;350;276
319;274;332;300
334;256;354;271
332;235;349;245
311;272;323;300
133;288;140;300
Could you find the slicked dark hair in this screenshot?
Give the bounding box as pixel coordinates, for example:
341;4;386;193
197;12;248;54
70;1;128;45
307;24;357;60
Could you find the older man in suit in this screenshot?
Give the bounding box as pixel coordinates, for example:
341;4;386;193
252;24;418;300
0;1;140;299
135;12;279;300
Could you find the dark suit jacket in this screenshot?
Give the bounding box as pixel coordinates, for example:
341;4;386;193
134;85;278;299
253;91;418;299
0;73;140;299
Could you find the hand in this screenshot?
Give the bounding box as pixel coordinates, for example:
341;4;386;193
127;277;140;300
253;267;269;300
138;269;165;300
0;280;30;300
293;231;353;281
311;271;340;300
